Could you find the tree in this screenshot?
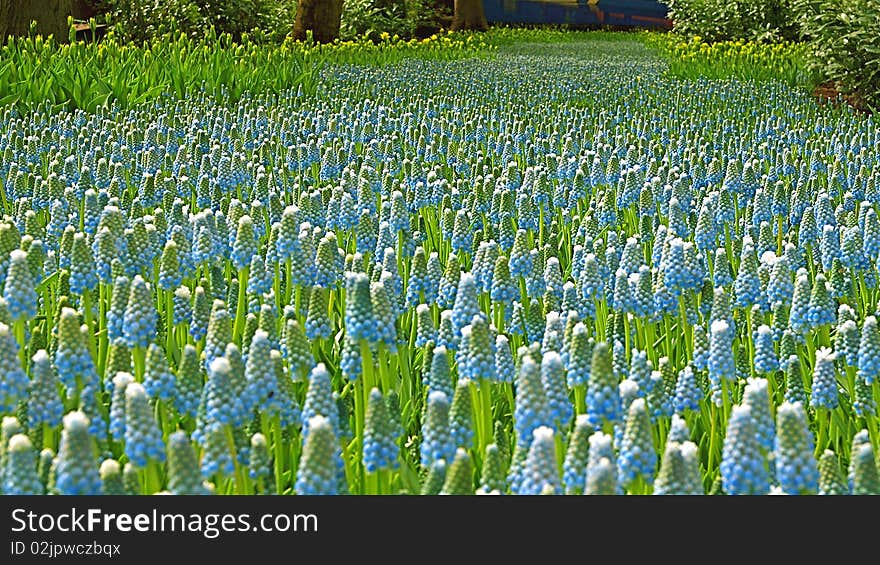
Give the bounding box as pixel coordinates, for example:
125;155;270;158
451;0;487;31
1;0;74;42
293;0;344;43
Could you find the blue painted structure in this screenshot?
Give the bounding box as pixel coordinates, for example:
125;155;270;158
484;0;670;28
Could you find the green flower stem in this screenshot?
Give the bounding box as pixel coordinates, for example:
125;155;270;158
132;345;145;380
145;459;163;494
97;283;109;377
284;260;293;307
814;407;829;457
232;266;249;343
477;378;493;459
82;289;98;364
224;424;246;494
574;386;586;416
272;414;284;494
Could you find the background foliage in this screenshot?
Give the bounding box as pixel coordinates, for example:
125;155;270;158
662;0;800;43
663;0;879;110
792;0;880;110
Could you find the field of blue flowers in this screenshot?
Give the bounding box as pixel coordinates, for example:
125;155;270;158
1;35;878;495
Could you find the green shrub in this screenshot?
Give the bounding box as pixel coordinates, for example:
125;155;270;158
105;0;297;43
793;0;880;110
340;0;449;41
663;0;799;42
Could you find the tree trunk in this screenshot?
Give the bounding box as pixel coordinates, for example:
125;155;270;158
451;0;487;31
2;0;74;42
293;0;344;44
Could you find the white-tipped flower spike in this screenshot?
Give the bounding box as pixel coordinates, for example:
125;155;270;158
54;411;101;495
4;434;42;494
811;347;839;410
584;457;617;495
124;382;165;467
520;426;561;495
721;405;769;495
440;448;474;495
295;415;338;495
109;372;134;441
167;432;210;495
618;398;656;489
0;324;28;412
654;441;703;495
3;249;37;322
563;415;592;495
99;459;125;495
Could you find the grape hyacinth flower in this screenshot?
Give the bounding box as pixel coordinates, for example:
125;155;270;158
344;272;376;343
708;319;735;389
810;347;839;410
0;323;28;412
424;345;453;398
774;402;818;495
122;275;157;349
109;372;134;441
196;357;245;440
565;323;592;387
541;351;572;430
199;423;235;479
673;365;701;413
562;415;592;495
451;272;481;340
99;459;125;495
124;382;166;467
248;433;272;494
667;413;691;444
654;441;703;495
519;427;561;495
743;377;775;452
465;315;495;382
203;301;232;371
54;412;101;495
421;459;447;496
3;434;42;495
363;388;399;473
850;441;880;495
301;363;338;438
513;355;550;448
440;448;474;495
858;316;880;384
167;431;210;495
585;431;618;495
477;444;506;495
721;405;770;495
420;390;455;470
495;334;515;383
414;304;436;347
753;325;778;374
143;343;175;401
585;342;619;429
817;450;848;495
174;345;203;419
784;355;807;405
26;350;63;429
3;249;37;322
618;398;656;489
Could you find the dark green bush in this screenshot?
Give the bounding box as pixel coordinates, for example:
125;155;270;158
340;0;450;40
793;0;880;110
105;0;296;43
663;0;799;42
